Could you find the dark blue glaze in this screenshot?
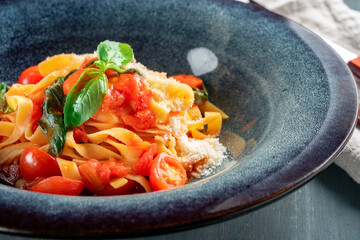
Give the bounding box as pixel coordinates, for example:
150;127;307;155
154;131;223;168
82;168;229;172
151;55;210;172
0;0;357;237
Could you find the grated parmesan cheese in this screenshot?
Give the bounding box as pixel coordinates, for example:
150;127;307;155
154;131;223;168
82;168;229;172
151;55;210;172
176;135;226;178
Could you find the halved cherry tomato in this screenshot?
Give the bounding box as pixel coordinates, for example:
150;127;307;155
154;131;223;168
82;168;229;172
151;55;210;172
17;66;44;85
170;74;203;89
133;143;158;176
20;147;61;181
29;176;84;196
149;153;187;191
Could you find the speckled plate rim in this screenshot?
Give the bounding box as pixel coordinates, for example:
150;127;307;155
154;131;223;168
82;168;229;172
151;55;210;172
0;1;358;238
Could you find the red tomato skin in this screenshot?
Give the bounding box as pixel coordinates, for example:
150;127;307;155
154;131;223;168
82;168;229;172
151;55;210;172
62;68;87;96
133;143;158;176
78;159;106;192
17;66;44;85
135;90;152;111
78;159;129;193
112;72;141;100
122;109;156;130
73;125;88;143
170;74;203;89
149;153;187;191
100;84;126;112
20;147;61;181
79;57;98;69
30;176;84;196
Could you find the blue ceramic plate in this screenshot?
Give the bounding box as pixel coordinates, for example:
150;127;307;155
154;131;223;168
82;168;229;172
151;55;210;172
0;0;357;237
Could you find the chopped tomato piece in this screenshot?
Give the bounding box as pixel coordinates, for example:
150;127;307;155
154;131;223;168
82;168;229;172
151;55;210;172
101;159;129;178
122;109;156;130
79;57;98;69
73;125;88;143
170;74;203;89
20;147;61;181
135;90;152;111
100;84;126;111
17;66;44;85
133;143;158;176
62;68;87;95
29;176;84;196
112;72;141;100
78;159;128;192
31;98;44;121
78;159;107;192
149;153;187;191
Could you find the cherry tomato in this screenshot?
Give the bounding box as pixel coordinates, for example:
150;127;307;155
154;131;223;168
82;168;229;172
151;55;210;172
20;147;61;181
30;176;84;196
17;66;44;85
133;143;158;176
122;109;156;130
170;74;203;89
149;153;187;191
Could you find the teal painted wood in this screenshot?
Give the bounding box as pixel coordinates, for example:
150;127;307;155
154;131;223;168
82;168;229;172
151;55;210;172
1;164;360;240
345;0;360;10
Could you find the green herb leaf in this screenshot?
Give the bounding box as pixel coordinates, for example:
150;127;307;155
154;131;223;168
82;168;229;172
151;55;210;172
193;83;208;106
38;75;68;156
64;68;108;129
0;83;14;113
94;40;133;71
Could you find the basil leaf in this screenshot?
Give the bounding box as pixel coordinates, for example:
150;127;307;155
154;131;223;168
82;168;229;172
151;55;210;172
193;83;208;106
0;83;14;113
64;68;108;129
94;40;133;71
38;77;67;156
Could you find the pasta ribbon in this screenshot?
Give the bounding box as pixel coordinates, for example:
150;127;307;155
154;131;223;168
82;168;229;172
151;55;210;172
189;112;222;139
65;131;122;160
0;96;32;148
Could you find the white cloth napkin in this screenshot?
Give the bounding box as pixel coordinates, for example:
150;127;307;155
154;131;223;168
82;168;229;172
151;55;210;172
254;0;360;183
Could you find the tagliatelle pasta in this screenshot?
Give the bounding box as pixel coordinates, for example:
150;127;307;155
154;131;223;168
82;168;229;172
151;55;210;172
0;41;227;196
